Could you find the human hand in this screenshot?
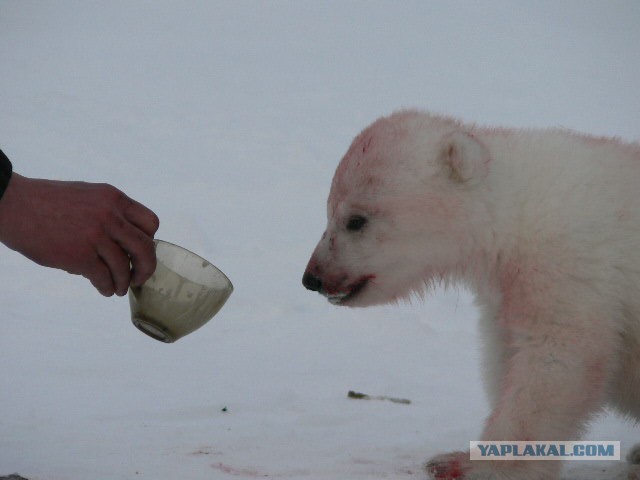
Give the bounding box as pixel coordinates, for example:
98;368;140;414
0;173;160;297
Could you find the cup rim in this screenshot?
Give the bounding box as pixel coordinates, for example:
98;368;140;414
154;239;234;291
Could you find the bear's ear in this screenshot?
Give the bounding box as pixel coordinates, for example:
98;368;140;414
438;131;489;185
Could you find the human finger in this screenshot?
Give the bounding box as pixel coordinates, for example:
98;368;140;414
121;196;160;237
110;221;157;287
97;240;133;296
84;256;117;297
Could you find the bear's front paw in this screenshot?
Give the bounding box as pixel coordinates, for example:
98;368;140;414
426;451;559;480
426;451;531;480
426;451;472;479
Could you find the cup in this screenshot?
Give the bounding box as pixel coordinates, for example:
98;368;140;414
128;240;233;343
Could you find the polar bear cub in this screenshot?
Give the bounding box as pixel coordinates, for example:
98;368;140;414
303;110;640;480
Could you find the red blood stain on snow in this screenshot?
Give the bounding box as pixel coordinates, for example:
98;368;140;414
211;462;314;478
211;462;265;477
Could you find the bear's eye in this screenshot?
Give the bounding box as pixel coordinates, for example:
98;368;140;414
346;215;367;232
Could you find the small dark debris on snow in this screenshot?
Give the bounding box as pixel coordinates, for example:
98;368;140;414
348;390;411;405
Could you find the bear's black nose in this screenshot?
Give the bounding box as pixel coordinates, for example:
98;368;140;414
302;271;323;292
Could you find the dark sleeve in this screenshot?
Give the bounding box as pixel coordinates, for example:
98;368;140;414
0;149;13;201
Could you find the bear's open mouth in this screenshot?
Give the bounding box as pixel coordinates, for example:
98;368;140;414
326;276;373;305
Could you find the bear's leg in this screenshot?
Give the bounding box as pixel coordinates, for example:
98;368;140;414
628;445;640;480
628;444;640;464
477;309;507;410
608;324;640;421
427;302;616;480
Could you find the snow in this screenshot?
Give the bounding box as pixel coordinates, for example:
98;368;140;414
0;1;638;479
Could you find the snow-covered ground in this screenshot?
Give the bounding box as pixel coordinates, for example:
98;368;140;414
0;1;638;479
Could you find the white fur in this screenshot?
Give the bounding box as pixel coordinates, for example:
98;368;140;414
303;110;640;479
